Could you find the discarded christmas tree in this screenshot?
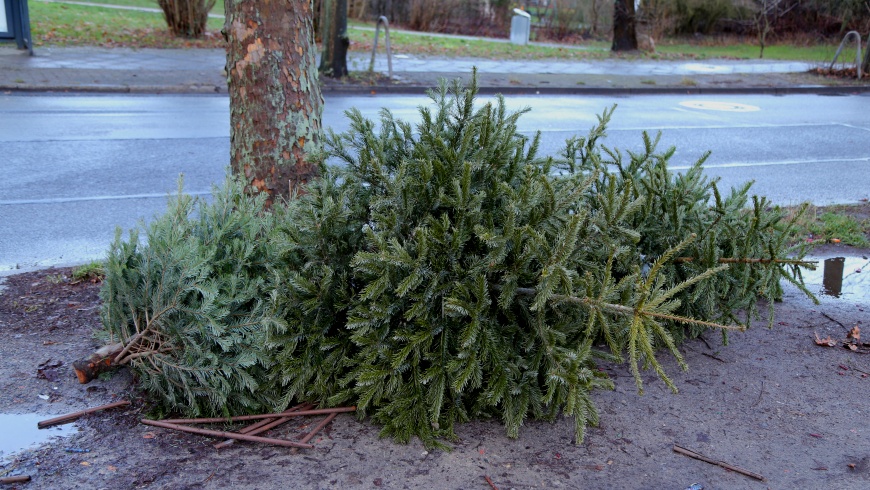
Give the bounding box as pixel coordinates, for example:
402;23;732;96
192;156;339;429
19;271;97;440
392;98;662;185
97;178;286;417
267;78;814;447
96;76;814;447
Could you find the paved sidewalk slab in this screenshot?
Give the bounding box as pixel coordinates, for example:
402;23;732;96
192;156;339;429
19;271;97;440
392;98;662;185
1;45;867;94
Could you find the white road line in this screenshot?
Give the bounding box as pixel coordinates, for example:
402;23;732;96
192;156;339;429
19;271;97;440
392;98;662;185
0;191;213;205
671;156;870;170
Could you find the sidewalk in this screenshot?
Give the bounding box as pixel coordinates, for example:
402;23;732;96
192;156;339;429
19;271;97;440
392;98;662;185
1;44;868;95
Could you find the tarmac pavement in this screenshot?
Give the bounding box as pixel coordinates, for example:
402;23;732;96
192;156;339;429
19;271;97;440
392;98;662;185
1;43;869;95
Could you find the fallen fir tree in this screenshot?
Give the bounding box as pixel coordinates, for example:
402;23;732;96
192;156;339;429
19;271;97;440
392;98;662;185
92;77;814;448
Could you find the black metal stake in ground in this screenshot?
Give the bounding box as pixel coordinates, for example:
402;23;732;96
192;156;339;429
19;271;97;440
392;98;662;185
0;0;33;55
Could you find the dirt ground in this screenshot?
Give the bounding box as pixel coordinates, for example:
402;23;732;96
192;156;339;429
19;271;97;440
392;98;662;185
0;249;868;489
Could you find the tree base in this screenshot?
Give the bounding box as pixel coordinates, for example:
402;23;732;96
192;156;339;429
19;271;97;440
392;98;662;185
73;342;123;384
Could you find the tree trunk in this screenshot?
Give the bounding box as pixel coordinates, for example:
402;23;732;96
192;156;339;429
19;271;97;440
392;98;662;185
224;0;324;205
319;0;349;77
612;0;638;51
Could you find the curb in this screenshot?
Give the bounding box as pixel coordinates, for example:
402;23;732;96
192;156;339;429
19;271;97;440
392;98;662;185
0;83;226;94
4;82;870;96
322;84;870;96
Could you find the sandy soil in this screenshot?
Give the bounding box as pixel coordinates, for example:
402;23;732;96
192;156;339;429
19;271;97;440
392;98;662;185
0;258;868;490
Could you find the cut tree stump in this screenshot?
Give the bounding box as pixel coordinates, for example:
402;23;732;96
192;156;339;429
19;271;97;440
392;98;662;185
72;342;123;384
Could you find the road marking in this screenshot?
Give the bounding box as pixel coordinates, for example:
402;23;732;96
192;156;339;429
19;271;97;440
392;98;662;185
0;192;212;206
678;101;761;112
528;122;848;133
671;156;870;170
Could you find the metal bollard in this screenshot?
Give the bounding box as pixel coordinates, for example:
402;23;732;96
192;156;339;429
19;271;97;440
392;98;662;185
369;16;393;80
830;31;862;80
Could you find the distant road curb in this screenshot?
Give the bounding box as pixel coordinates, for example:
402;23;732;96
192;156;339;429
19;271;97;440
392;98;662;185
3;82;870;96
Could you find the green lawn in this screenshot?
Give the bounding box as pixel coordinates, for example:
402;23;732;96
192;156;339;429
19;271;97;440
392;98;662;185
40;0;225;16
29;1;840;62
655;41;839;62
350;27;611;60
29;1;224;48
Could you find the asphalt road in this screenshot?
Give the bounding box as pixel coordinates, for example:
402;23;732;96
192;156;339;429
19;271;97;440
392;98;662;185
2;92;869;272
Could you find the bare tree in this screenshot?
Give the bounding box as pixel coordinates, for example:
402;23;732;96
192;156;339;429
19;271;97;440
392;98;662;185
751;0;796;58
224;0;324;205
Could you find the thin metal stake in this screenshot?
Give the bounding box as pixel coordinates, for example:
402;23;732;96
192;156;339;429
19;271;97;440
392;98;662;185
830;31;862;80
369;16;393;80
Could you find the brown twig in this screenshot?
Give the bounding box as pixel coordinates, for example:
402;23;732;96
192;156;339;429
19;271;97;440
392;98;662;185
821;312;849;330
214;403;314;449
752;381;764;407
38;400;131;429
673;444;766;482
291;412;338;455
163;406;356;425
140;419;314;449
701;352;726;363
1;475;32;484
484;474;499;490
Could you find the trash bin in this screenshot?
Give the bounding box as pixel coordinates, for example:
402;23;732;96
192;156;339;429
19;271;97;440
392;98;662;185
510;8;530;45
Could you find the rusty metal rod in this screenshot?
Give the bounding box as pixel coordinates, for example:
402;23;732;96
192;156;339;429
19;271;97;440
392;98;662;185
673;444;766;482
1;475;32;484
163;406;356;425
291;412;338;454
38;400;131;429
140;419;314;449
214;403;314;449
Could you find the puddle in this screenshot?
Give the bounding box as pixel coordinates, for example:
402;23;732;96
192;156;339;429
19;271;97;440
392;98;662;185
0;414;78;461
800;256;870;302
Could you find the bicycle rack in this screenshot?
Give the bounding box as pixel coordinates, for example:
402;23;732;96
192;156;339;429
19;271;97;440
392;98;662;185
369;16;393;80
830;31;862;79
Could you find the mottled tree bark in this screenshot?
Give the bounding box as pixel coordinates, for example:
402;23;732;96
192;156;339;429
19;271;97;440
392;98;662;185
612;0;638;52
225;0;324;205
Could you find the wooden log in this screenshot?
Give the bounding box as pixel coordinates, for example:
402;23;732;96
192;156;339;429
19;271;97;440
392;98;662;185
38;400;131;429
72;342;124;384
140;419;314;449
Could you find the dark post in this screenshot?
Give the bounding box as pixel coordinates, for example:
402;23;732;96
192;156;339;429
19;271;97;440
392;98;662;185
612;0;637;52
1;0;33;54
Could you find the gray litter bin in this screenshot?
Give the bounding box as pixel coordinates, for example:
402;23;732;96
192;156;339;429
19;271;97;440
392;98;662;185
510;8;530;45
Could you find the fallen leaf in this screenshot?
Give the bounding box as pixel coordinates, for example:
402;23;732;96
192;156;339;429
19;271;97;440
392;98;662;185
814;332;837;347
80;461;90;466
142;432;156;439
847;326;861;341
848;463;857;469
831;238;841;243
847;344;858;351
